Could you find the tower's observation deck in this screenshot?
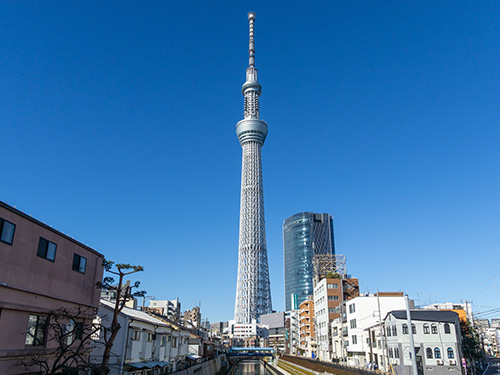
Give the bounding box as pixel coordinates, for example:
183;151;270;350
234;12;272;324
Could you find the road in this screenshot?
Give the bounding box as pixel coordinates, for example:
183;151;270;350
483;358;500;375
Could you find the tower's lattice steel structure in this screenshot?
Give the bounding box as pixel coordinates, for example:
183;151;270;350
234;12;272;323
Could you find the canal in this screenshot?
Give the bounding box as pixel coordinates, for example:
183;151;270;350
232;359;273;374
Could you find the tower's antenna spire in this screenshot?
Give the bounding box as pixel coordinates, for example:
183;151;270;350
248;12;256;68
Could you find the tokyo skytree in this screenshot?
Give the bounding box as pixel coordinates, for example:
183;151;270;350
234;12;272;324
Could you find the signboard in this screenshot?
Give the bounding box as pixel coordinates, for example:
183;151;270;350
291;294;298;310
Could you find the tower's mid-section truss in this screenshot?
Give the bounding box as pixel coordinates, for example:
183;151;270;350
234;12;272;324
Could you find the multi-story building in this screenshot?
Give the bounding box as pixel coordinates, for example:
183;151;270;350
183;306;201;328
261;312;287;353
299;297;315;357
314;276;359;360
288;309;301;355
229;321;268;347
91;299;191;374
148;298;181;321
284;212;335;311
0;201;104;374
385;310;463;375
331;292;408;368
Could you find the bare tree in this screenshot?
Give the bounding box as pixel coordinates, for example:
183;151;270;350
96;260;146;374
16;306;102;375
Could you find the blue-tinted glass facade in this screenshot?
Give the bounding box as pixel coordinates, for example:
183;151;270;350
283;212;335;311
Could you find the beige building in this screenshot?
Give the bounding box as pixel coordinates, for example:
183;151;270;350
299;297;315;357
0;201;104;374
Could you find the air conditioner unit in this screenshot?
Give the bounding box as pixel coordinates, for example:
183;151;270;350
436;359;443;365
449;360;456;365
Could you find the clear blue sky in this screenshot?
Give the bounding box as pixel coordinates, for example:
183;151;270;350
2;1;499;323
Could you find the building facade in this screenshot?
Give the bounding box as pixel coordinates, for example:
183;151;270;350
313;276;359;360
0;201;104;374
148;298;181;321
91;299;191;374
284;212;335;311
261;312;287;353
385;310;463;375
299;297;315;357
331;292;407;368
234;12;272;324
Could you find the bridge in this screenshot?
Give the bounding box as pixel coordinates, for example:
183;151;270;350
228;347;275;357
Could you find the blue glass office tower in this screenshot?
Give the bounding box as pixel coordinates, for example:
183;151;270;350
283;212;335;311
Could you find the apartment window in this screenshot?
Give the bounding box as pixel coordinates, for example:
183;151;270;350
147;332;154;342
349;303;356;313
387;326;391;337
402;324;408;334
412;324;416;334
132;330;141;340
423;324;430;334
352;335;357;344
434;348;441;359
172;337;177;347
394;348;400;358
447;348;454;359
37;238;57;261
350;319;357;329
431;324;438;334
392;326;397;336
389;348;393;358
161;336;167;347
444;323;451;334
327;283;338;289
328;295;339;301
25;314;48;346
0;218;16;245
328;308;335;314
426;348;433;359
72;254;87;273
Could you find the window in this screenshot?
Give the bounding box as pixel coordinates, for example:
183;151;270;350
327;283;338;289
434;348;441;359
394;348;400;358
447;347;454;359
423;324;430;334
431;324;438;334
72;254;87;273
444;323;451;334
387;326;391;337
352;335;357;344
25;314;48;346
402;324;408;334
161;336;167;347
172;337;177;347
412;324;416;334
0;218;15;245
37;238;57;261
328;295;339;301
392;326;397;336
147;333;154;342
349;304;356;313
389;348;393;358
350;319;357;328
328;308;335;313
132;330;141;340
426;348;433;359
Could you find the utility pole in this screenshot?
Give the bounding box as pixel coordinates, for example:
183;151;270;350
406;295;418;375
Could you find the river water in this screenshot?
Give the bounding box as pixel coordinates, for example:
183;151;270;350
233;359;272;374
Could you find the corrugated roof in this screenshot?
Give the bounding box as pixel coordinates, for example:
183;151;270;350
101;299;171;327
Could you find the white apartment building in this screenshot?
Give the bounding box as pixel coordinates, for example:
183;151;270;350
148;298;181;321
331;292;407;368
91;299;190;374
385;310;462;375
